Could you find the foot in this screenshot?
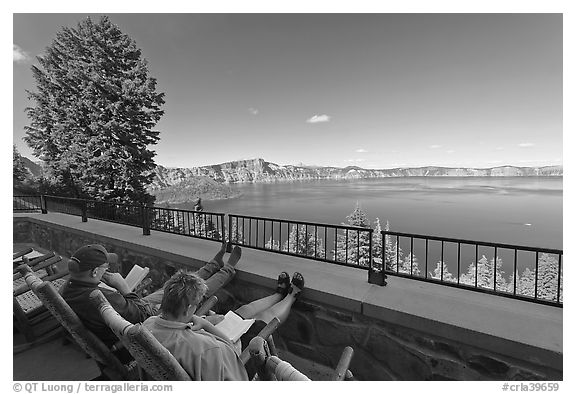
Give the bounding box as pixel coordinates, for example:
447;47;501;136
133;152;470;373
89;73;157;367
213;242;227;267
276;272;291;297
288;272;305;298
225;246;242;267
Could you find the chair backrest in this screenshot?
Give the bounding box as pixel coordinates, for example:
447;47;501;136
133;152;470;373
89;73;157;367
90;289;191;381
18;265;131;380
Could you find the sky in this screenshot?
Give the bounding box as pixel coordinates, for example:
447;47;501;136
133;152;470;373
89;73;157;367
12;12;563;169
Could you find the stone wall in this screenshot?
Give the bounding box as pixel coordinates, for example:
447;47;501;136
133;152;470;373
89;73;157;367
14;217;562;381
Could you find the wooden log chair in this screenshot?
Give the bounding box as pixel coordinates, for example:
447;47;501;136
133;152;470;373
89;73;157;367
13;247;34;262
246;336;355;381
13;253;69;347
17;265;138;380
89;288;281;381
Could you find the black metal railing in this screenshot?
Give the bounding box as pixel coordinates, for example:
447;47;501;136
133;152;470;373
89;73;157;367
87;200;143;228
379;230;563;307
228;214;373;269
149;206;225;242
13;195;43;212
13;195;563;306
44;195;85;217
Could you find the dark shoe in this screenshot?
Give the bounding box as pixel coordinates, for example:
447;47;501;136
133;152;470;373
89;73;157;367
289;272;305;298
226;246;242;267
276;272;291;296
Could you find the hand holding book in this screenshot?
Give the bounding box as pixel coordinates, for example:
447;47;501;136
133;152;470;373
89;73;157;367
215;311;255;343
99;264;150;294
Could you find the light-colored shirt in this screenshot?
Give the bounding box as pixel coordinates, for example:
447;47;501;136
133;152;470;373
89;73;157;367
143;316;248;381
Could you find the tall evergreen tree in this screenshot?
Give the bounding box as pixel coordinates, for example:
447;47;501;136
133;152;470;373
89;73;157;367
24;16;165;204
334;202;372;267
228;219;245;244
372;217;383;270
516;267;536;297
402;252;421;276
13;145;29;185
383;220;404;271
430;261;457;283
459;255;508;291
279;224;325;258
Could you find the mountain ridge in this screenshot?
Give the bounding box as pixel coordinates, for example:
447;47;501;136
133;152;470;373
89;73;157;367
148;158;563;190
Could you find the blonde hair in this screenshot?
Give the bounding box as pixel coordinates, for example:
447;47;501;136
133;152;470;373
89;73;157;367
160;270;208;317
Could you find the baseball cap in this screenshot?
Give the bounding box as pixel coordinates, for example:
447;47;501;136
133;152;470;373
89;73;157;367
69;244;118;273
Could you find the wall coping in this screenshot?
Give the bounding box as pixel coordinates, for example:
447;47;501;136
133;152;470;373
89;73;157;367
14;212;562;370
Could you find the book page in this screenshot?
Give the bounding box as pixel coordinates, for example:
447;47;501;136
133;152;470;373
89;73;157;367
216;310;255;343
99;264;149;292
124;265;149;292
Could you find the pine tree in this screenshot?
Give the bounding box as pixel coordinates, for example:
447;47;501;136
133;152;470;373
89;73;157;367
334;202;372;267
535;253;561;301
513;254;561;301
13;145;29;185
24;16;165;205
383;220;403;271
372;217;383;271
228;219;245;244
459;255;508;291
516;267;535;297
281;224;325;258
430;261;457;283
402;252;421;276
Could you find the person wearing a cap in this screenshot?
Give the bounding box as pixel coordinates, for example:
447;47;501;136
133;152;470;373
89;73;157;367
61;242;242;354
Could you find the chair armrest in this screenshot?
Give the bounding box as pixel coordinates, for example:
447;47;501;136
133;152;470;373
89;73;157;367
13;256;62;281
331;346;354;381
239;317;280;364
13;247;33;260
13;269;69;297
196;295;218;316
13;252;57;274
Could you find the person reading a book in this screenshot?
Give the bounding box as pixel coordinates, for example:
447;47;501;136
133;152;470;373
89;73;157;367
62;242;242;352
143;268;305;380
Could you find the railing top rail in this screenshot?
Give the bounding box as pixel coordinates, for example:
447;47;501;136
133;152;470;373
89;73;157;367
150;206;225;216
13;195;42;197
229;213;374;232
45;195;142;209
382;230;563;255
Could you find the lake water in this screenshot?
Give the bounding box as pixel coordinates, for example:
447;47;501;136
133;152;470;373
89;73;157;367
176;177;563;250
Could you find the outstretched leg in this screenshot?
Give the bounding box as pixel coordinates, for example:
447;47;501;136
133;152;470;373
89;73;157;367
196;242;228;280
235;293;283;319
241;272;304;324
234;272;291;318
203;246;242;298
251;285;301;324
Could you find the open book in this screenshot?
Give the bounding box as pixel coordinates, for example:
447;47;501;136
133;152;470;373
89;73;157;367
99;264;150;293
215;310;255;343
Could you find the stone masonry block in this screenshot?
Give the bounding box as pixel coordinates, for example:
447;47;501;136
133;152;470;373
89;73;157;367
466;354;510;378
278;310;315;345
314;314;368;347
284;341;330;366
348;346;397;381
366;326;431;380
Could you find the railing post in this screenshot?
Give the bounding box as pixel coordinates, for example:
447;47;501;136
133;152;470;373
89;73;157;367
227;215;233;251
40;195;47;214
221;214;227;244
81;199;88;222
368;230;386;286
141;204;150;236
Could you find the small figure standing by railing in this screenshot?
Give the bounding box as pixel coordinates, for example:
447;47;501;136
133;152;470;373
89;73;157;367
193;197;203;212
